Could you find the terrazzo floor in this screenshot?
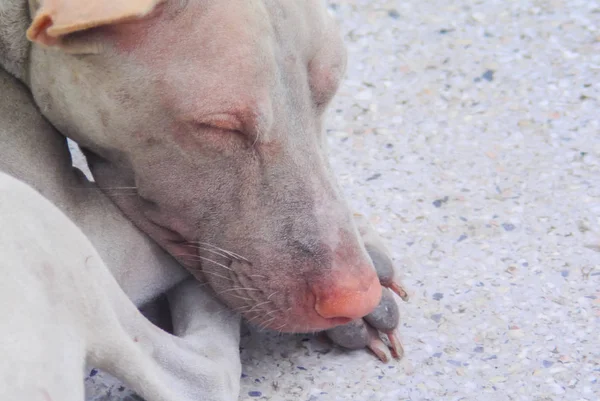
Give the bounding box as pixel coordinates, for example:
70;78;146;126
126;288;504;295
84;0;600;400
237;0;600;400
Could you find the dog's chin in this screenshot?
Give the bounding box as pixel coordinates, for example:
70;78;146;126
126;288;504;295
245;313;353;333
234;289;357;333
281;317;354;333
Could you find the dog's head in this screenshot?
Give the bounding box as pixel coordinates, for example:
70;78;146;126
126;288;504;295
26;0;381;332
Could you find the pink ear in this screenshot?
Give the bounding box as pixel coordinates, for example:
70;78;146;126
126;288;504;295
27;0;163;47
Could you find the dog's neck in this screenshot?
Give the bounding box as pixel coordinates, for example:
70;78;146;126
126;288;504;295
0;0;31;83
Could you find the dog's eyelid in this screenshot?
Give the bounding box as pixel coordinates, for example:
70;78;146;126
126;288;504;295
194;114;244;133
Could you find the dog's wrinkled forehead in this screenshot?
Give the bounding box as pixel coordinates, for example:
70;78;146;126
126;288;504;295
140;1;284;131
108;1;342;117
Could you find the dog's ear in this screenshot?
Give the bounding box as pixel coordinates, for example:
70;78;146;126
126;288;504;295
27;0;162;48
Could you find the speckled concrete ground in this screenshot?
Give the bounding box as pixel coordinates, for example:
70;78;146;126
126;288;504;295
236;0;600;400
84;0;600;400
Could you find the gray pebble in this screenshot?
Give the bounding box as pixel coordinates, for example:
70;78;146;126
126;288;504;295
502;223;516;231
482;70;495;81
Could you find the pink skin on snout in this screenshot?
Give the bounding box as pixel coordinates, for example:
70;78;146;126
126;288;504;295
28;0;382;332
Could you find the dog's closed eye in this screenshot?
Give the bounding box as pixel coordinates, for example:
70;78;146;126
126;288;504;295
195;115;244;133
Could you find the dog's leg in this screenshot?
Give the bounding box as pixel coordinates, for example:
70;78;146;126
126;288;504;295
0;172;240;401
0;255;87;401
88;280;242;401
167;279;242;397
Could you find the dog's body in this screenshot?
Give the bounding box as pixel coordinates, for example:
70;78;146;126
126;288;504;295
0;1;407;399
0;169;242;401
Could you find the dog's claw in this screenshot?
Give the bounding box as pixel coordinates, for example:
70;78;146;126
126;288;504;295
387;331;404;360
365;242;410;302
363;288;404;360
366;325;392;363
388;281;410;302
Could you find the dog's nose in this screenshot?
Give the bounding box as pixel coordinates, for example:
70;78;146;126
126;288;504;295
312;265;382;320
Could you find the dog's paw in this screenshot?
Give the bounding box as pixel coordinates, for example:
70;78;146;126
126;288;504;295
325;213;408;362
353;213;409;302
326;288;402;362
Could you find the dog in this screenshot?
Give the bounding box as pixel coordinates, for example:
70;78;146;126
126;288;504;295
0;1;408;399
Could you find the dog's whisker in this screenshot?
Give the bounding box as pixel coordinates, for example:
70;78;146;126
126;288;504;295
217;287;261;295
188;241;250;262
264;309;280;318
273;322;287;332
173;254;234;271
246;315;266;331
255;316;277;332
254;314;274;327
244;300;272;314
182;244;233;260
197;270;233;282
259;316;277;328
214;306;245;321
267;291;279;300
228;294;253;302
232;305;253;313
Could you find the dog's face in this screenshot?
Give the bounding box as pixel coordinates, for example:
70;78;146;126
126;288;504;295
27;0;381;332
